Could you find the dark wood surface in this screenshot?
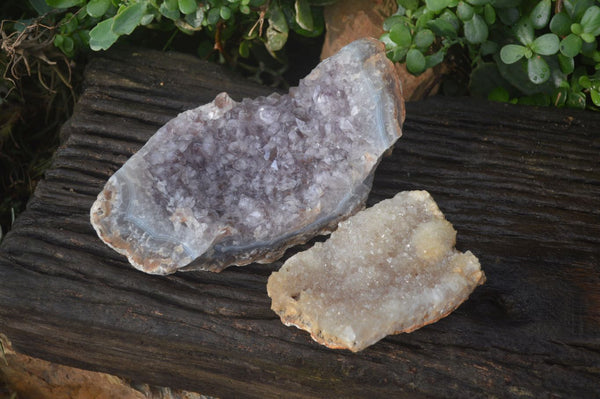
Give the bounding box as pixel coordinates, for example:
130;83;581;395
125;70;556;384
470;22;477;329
1;46;599;398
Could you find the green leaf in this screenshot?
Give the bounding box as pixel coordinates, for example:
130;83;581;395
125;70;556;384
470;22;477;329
581;40;597;57
382;33;405;61
184;8;204;28
425;50;445;68
389;23;412;48
383;16;406;31
581;6;600;35
268;2;288;32
87;0;110;17
164;0;178;11
578;75;592;88
89;18;119;50
500;44;528;64
464;14;488;44
527;56;551;84
266;27;288;52
290;9;325;37
206;7;220;24
488;86;510;102
77;29;90;46
266;2;288;52
112;2;145;35
140;13;154;25
560;34;582;57
569;0;595;21
178;0;196;15
295;0;313;31
531;33;559;56
457;1;474;21
581;32;595;43
552;87;568;107
550;13;572;36
425;0;451;13
45;0;84;8
220;6;231;20
466;0;489;5
563;0;576;18
60;35;74;54
558;53;575;74
406;48;427;74
484;4;495;25
514;18;534;45
239;40;250;58
53;33;63;48
159;2;180;20
380;33;395;49
397;0;420;11
389;46;409;62
428;18;458;38
566;91;586;109
440;9;460;29
495;52;560;95
414;29;435;50
591;89;600;106
416;10;435;28
160;0;179;11
530;0;551;29
497;7;519;25
60;12;78;34
571;23;583;35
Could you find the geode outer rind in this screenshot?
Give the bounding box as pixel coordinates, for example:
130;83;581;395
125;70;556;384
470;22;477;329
90;38;404;274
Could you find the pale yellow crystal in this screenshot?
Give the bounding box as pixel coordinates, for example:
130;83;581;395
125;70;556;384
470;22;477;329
412;219;456;264
267;190;485;352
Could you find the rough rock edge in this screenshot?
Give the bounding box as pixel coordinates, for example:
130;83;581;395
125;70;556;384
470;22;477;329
268;191;486;352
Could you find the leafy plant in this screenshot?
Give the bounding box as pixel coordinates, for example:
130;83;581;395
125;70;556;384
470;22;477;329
382;0;600;110
0;0;332;236
1;2;78;238
41;0;331;71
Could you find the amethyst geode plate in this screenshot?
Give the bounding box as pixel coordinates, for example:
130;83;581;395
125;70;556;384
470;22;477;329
90;38;404;274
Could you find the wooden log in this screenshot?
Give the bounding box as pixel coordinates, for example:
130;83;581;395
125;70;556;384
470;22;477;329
1;45;599;398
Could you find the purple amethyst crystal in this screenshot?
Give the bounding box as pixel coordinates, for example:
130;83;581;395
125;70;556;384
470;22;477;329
90;38;404;274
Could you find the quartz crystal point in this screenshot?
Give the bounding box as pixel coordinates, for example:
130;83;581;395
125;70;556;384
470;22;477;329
90;38;404;274
267;191;485;352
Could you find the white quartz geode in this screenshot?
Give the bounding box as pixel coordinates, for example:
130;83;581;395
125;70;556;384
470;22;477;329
90;38;404;274
267;191;485;352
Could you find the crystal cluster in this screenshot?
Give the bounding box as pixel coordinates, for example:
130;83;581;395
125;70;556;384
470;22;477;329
90;38;404;274
267;191;485;352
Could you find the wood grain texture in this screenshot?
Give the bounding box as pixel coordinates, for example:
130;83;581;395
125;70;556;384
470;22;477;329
1;46;599;398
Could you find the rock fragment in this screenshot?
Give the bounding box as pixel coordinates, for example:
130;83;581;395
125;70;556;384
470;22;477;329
267;191;485;352
90;38;404;274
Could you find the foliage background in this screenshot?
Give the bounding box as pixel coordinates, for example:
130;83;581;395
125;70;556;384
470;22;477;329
2;0;600;238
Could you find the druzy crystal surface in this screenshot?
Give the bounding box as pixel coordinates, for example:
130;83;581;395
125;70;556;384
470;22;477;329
267;191;485;352
90;38;404;274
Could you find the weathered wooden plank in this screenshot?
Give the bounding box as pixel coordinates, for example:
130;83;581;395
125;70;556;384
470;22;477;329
1;46;599;398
